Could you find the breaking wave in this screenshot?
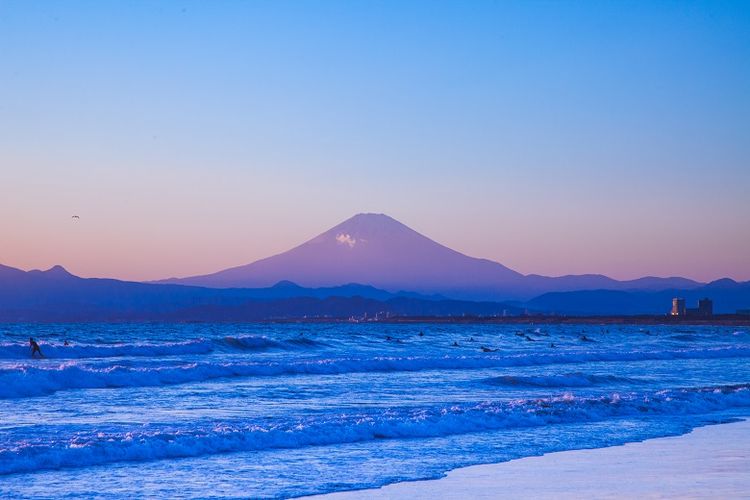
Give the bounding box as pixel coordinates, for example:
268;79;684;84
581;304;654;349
0;340;214;359
0;335;325;360
1;383;747;476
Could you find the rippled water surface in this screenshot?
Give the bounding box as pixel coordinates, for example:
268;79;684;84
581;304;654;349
1;322;748;498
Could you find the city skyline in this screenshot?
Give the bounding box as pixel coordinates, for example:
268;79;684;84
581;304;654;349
2;1;749;282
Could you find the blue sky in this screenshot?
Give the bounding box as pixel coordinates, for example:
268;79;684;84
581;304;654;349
1;1;748;281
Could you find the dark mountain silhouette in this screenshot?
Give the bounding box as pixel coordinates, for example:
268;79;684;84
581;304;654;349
157;213;703;300
0;264;518;321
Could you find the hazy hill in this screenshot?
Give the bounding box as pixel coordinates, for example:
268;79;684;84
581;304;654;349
1;263;744;320
0;264;517;321
527;279;750;315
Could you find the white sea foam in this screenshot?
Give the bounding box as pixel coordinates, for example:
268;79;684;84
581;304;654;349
1;383;747;476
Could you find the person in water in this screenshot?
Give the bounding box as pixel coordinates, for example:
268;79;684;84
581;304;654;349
29;337;44;358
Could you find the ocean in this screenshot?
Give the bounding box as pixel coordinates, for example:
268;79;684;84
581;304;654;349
1;322;748;498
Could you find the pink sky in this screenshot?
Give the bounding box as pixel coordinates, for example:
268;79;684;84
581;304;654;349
2;2;748;283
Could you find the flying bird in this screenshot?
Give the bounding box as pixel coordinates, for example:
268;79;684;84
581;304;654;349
71;215;80;219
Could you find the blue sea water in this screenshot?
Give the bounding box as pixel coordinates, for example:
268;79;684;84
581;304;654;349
0;322;748;498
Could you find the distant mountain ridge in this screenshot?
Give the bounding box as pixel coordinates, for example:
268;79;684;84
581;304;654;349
0;264;517;321
528;279;750;315
0;263;746;320
157;213;703;300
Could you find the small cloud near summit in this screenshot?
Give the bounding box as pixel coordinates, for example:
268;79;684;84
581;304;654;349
335;233;357;248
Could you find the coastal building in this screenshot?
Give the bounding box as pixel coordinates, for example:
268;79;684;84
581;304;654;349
698;298;713;317
671;298;686;316
671;297;714;317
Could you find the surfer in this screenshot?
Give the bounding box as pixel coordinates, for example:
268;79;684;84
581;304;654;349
29;337;44;358
481;346;497;353
452;341;459;347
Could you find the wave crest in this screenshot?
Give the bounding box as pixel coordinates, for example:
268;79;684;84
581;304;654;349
1;346;748;399
0;335;325;360
1;383;748;476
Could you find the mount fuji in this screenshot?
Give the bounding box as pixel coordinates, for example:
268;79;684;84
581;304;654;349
157;213;701;300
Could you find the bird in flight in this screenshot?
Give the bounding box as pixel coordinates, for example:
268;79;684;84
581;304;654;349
71;215;80;219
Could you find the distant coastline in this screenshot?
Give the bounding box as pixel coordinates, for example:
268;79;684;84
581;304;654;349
3;260;749;322
3;315;749;326
186;314;750;326
370;314;750;325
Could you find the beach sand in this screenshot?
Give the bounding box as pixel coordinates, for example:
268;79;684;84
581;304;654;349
313;418;750;499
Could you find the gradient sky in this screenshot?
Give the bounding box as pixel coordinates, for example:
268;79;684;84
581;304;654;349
1;1;749;282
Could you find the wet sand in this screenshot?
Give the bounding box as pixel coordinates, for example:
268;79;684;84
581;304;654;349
313;418;750;499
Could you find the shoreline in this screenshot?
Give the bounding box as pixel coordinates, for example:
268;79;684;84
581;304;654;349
311;418;750;499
